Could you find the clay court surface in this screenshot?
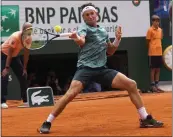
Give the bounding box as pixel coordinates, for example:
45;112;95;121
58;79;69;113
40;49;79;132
2;91;172;136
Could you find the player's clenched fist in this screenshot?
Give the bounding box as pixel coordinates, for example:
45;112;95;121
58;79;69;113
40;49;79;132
115;26;122;40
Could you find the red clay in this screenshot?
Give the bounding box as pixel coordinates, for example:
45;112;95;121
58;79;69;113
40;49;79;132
2;92;172;136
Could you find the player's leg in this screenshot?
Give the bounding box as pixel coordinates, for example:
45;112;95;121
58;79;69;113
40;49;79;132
50;80;83;117
38;67;94;134
110;70;163;128
1;53;9;109
38;80;83;134
99;70;140;108
10;56;28;107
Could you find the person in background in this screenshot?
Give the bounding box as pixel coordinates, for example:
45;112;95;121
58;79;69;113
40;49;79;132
1;22;32;109
83;81;101;93
46;71;62;95
63;76;73;94
146;15;164;93
154;0;171;36
27;72;40;87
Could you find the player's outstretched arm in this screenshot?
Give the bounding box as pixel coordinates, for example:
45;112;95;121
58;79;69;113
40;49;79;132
69;31;86;48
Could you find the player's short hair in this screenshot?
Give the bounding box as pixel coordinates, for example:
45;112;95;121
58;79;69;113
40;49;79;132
80;2;96;11
151;15;160;21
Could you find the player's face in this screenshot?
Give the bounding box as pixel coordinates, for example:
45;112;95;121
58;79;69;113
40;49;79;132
82;10;98;26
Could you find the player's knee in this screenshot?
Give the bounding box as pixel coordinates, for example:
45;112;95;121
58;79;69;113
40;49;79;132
69;80;83;91
127;80;137;91
65;80;83;101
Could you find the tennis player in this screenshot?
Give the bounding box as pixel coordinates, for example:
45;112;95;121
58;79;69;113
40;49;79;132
38;3;163;134
1;22;32;108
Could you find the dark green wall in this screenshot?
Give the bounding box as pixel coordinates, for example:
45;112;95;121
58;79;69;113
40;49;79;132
7;36;172;100
7;70;21;100
118;37;150;90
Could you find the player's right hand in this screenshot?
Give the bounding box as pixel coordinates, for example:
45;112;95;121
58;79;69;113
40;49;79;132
2;68;9;77
69;31;80;41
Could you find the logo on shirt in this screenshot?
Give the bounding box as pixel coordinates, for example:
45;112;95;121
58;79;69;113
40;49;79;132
1;5;19;37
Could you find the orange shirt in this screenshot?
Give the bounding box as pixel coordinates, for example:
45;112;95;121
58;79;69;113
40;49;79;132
1;31;24;57
146;26;163;56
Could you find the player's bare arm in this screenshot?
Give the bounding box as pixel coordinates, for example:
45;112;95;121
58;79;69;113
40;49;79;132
106;41;119;56
69;32;86;48
107;26;122;55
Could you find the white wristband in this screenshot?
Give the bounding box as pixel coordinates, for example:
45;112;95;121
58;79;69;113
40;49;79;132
113;38;121;47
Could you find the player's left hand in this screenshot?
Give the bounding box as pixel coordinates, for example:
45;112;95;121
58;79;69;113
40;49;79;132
22;69;27;77
115;26;122;40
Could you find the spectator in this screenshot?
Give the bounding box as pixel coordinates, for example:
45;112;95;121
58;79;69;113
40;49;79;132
1;22;32;108
63;76;72;94
46;71;62;95
154;0;172;36
83;81;101;93
146;15;164;93
27;72;40;87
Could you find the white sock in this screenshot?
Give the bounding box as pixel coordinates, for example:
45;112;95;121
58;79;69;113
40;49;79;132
138;107;148;120
46;114;55;123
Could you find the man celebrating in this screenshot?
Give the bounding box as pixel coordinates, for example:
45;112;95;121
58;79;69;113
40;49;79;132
1;22;32;108
38;3;163;134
